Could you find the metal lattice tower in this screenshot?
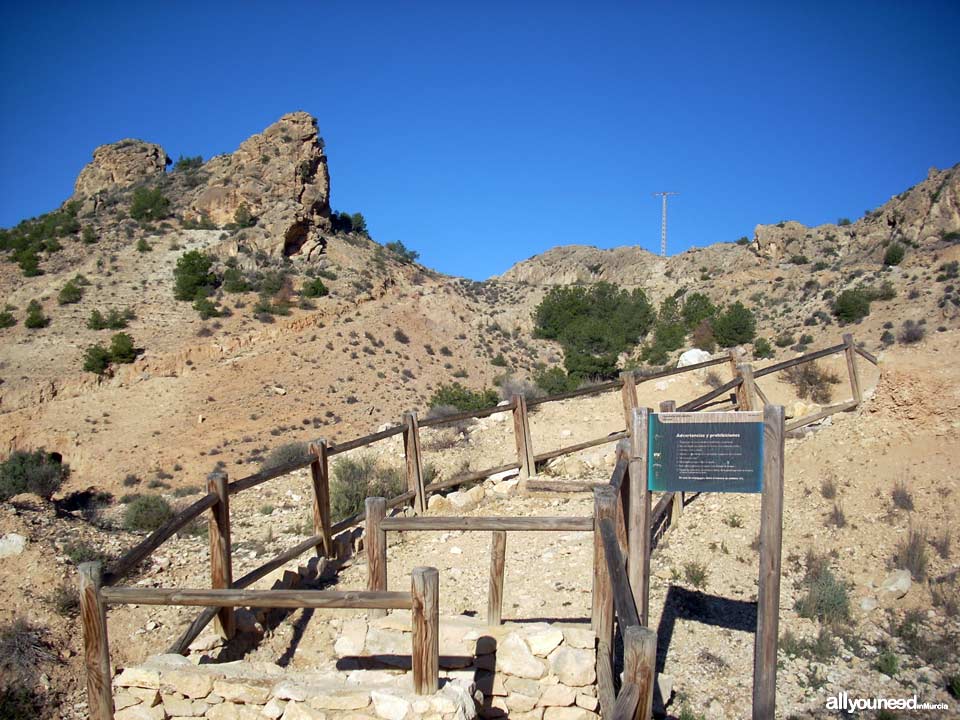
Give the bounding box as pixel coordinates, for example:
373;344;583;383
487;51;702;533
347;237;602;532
652;191;678;256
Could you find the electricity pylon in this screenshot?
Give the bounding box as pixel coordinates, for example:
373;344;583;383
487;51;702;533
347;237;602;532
652;192;678;257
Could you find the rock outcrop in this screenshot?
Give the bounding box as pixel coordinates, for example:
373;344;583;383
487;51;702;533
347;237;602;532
188;111;331;259
73;139;171;198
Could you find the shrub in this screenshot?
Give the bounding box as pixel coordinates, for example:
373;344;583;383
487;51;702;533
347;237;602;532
136;238;152;252
931;529;951;559
82;344;111;374
712;302;756;347
24;300;48;329
497;376;541;402
82;226;97;244
898;320;925;344
260;442;310;472
876;647;899;676
51;583;79;616
0;618;54;686
683;561;708;590
0;310;15;328
795;552;850;625
789;254;809;265
883;243;905;266
123;495;173;531
880;330;895;346
393;328;410;344
0;449;69;500
109;333;136;363
129;187;170;221
833;289;871;323
826;502;846;528
837;218;852;226
783;362;840;404
893;526;928;580
775;334;794;348
302;278;329;298
63;541;105;565
234;203;255;228
192;296;220;319
330;455;404;522
491;354;508;367
57;280;83;305
892;480;914;510
174;155;203;172
753;338;773;359
681;292;716;329
429;383;498;412
691;319;716;352
173;251;218;301
820;476;837;499
534;367;577;395
385;240;419;263
222;267;250;293
534;282;654;379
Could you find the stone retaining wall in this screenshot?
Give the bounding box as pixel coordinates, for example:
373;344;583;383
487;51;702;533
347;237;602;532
112;616;599;720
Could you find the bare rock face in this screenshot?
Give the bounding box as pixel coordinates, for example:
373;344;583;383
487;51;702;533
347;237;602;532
74;139;170;197
189;111;331;258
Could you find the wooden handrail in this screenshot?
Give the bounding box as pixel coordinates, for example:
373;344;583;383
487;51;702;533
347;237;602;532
327;424;406;455
380;516;593;532
228;458;313;495
677;377;742;412
785;399;857;432
103;492;219;586
855;345;879;365
422;462;521;494
418;402;515;428
526;379;622;407
101;587;413;610
633;353;729;382
752;342;846;379
533;430;628;463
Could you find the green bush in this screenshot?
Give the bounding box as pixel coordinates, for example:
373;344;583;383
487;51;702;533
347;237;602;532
330;211;369;236
837;218;852;226
429;383;498;411
534;367;577;395
385;240;419;263
642;297;687;364
123;495;173;531
330;455;404;522
222;267;250;293
57;280;83;305
174;155;203;172
81;226;98;244
24;300;48;329
87;308;133;330
783;362;840;404
883;243;905;266
534;282;654;379
109;333;136;363
0;310;15;329
83;344;111;374
173;251;218;300
712;302;756;347
753;338;773;359
192;297;220;319
795;552;850;626
0;202;80;275
234;204;255;228
681;292;716;329
136;238;152;253
129;187;170;222
0;449;69;500
833;289;871;323
302;278;329;298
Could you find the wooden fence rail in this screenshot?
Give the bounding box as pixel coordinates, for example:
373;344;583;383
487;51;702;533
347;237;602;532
80;562;440;720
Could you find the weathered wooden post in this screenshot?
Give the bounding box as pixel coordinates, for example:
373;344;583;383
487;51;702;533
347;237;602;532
623;624;658;720
620;370;639;429
487;531;506;625
402;412;426;513
309;439;333;557
365;496;388;618
511;394;536;478
842;333;863;405
629;407;651;625
614;439;631;556
659;401;683;526
207;471;234;639
753;405;785;719
411;566;439;695
728;347;745;408
79;562;114;720
737;363;759;412
591;486;616;647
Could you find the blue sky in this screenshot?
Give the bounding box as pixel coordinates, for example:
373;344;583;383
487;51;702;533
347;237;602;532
1;1;958;279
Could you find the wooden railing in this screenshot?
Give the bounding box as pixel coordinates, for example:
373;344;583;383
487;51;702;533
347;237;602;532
78;334;876;719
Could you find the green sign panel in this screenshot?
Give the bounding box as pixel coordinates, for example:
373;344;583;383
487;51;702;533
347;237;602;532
648;411;764;493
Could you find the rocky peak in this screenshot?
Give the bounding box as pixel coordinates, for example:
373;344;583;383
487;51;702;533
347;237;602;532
73;139;170;197
188;111;331;258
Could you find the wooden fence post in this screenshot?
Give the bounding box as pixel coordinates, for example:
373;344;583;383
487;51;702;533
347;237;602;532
488;531;506;625
79;562;114;720
753;405;785;719
629;407;651;625
207;471;234;639
511;394;536;478
309;440;333;557
842;333;863;404
365;496;388;619
411;566;440;695
591;486;616;647
623;624;658;720
402;411;426;513
738;363;759;412
621;370;639;430
659;401;683;525
729;348;745;409
614;440;630;557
